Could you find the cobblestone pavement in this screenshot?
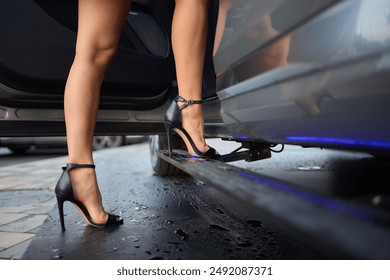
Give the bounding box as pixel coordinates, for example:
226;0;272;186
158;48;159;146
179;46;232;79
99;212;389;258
0;156;65;259
0;144;150;260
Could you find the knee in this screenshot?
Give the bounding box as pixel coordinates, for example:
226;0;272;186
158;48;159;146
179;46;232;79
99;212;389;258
93;45;118;66
75;42;118;68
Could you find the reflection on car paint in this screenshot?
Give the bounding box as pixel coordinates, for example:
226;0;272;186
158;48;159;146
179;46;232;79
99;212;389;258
238;170;373;221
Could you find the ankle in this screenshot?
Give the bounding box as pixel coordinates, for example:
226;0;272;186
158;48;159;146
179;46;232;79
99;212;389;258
69;168;99;195
180;104;202;117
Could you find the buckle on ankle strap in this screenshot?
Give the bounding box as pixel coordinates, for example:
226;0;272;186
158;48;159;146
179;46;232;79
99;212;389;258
175;95;203;110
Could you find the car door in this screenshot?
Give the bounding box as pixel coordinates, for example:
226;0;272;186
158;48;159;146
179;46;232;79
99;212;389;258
213;0;390;157
0;0;220;137
0;0;176;111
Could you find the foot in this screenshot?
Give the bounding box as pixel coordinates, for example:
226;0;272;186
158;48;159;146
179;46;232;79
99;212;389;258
176;101;218;157
68;167;109;225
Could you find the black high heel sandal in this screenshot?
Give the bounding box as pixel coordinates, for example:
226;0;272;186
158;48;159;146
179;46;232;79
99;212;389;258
55;163;123;231
164;95;220;159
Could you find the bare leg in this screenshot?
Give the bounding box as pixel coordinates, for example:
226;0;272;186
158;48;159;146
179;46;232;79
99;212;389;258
64;0;131;224
171;0;215;156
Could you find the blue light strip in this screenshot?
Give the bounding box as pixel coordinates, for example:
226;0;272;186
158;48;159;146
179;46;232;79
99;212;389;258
286;136;390;149
233;135;249;140
238;171;373;222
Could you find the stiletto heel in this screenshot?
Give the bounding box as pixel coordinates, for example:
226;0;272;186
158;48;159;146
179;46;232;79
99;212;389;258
164;96;220;159
54;163;123;231
165;122;173;157
56;196;65;232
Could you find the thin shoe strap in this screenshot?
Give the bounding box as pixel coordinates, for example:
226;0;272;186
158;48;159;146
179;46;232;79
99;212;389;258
64;163;96;171
175;95;203;110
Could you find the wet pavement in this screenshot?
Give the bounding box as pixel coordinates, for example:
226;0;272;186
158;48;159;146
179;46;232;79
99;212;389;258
0;155;63;259
0;138;390;260
1;142;319;260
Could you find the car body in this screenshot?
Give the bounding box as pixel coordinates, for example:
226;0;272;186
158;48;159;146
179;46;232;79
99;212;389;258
1;0;390;162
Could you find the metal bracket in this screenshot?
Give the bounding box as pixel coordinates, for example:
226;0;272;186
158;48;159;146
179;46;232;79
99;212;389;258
220;142;272;162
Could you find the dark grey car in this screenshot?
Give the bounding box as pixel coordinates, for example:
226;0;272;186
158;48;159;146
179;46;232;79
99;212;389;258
2;0;390;259
1;0;390;169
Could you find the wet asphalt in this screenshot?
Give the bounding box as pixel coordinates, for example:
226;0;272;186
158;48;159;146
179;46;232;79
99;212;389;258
17;141;321;260
3;139;389;260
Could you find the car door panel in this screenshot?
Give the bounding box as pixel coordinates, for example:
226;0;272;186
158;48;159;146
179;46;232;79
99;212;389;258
215;0;390;153
0;0;176;109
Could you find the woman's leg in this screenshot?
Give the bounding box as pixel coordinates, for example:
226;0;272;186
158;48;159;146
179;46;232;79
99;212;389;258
171;0;213;155
64;0;131;224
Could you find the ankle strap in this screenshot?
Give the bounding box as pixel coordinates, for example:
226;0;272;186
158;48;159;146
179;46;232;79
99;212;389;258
175;95;203;110
63;163;96;171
